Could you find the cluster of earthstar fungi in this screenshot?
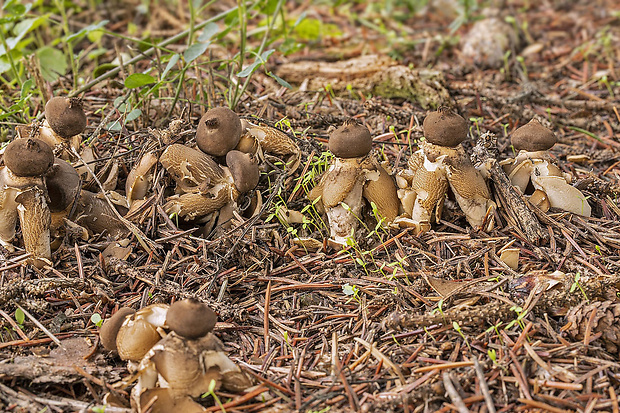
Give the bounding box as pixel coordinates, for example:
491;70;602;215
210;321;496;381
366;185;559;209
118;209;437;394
99;298;250;411
309;108;590;247
0;100;302;266
0;99;593;265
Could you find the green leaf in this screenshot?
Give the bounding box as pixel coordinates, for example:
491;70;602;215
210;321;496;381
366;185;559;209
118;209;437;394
162;53;180;79
125;73;156;89
260;49;275;61
237;61;261;78
237;49;276;78
184;42;209;63
66;20;109;43
3;1;29;17
20;78;33;98
261;0;279;14
15;308;25;325
107;120;122;132
93;63;117;79
87;29;105;43
36;47;68;82
90;313;102;327
126;108;142;122
13;16;46;42
198;23;219;42
269;72;291;89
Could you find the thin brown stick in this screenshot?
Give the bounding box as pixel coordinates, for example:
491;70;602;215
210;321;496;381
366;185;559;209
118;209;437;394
442;372;470;413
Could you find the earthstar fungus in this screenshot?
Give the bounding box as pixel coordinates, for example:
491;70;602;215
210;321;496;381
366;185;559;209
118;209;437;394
160;144;259;225
502;119;591;217
308;119;399;246
38;96;87;153
0;138;55;267
396;107;495;233
133;300;251;411
239;118;302;173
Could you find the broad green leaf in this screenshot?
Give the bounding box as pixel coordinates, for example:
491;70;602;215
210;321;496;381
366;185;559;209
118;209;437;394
0;57;11;75
13;16;46;41
87;29;105;43
3;1;28;16
198;22;219;42
36;47;68;82
184;42;209;63
15;308;25;325
20;78;34;98
261;0;279;14
125;73;156;89
260;49;275;61
113;95;128;109
107;120;122;131
126;108;142;122
66;20;109;42
162;53;180;79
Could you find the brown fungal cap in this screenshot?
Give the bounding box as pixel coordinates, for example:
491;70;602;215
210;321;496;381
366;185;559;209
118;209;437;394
196;107;243;156
423;107;468;147
226;150;259;193
166;298;217;339
329;119;372;158
99;307;136;352
510;119;557;152
4;138;54;177
45;158;81;212
45;97;87;138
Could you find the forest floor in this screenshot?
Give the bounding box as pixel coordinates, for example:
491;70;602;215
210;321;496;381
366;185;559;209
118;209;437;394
1;0;620;412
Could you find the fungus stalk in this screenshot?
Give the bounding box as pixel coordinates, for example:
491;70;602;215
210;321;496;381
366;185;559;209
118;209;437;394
16;187;52;267
0;138;54;266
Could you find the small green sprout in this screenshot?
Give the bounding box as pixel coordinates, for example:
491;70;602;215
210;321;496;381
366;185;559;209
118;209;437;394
570;272;588;301
202;379;226;412
90;313;103;327
505;306;527;330
453;321;471;350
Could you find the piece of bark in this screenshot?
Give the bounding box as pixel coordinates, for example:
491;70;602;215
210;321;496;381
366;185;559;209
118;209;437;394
471;132;548;245
0;337;120;384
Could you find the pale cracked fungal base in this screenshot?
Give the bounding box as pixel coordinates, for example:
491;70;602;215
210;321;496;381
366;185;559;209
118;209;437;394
322;158;367;245
16;187;52;268
503;151;592;217
396;141;494;232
